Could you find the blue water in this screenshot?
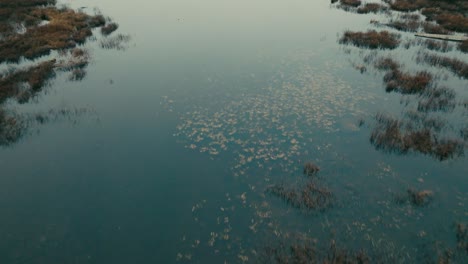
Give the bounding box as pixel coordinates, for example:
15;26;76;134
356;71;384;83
0;0;467;263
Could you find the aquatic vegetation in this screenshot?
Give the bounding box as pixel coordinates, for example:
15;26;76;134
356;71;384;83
370;114;464;160
422;39;452;52
0;6;105;63
372;55;434;95
383;69;433;94
101;22;119;36
0;60;56;104
259;239;372;264
268;181;334;211
339;0;362;8
303;162;320;177
407;188;433;206
417;86;456;113
0;108;24;146
374;57;400;71
0;1;123;147
340;30;400;49
394;188;433;206
100;34;131;50
422;22;451;34
176;65;369;176
459;40;468;53
456;223;468;253
0;0;56;36
388;0;425;12
461;128;468;141
357;3;388;14
416;52;468;79
430;13;468;34
386;19;420;32
0;106;91;146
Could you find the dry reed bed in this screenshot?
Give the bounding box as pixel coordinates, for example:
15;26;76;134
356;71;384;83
340;30;401;49
0;1;120;146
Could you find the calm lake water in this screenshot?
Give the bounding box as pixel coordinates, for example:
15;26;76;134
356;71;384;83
1;0;467;263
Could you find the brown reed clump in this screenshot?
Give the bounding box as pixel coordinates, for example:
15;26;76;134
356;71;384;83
340;30;400;49
0;6;105;63
386;19;420;32
303;162;320;176
417;86;456;112
101;22;119;36
388;0;427;12
422;22;451;34
0;0;57;36
357;3;388;14
433;139;465;160
417;52;468;79
370;114;464;160
374;57;400;71
423;39;452;52
0;60;56;104
431;13;468;33
339;0;362;8
383;69;433;94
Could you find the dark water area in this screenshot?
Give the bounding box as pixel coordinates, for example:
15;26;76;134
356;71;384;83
0;0;467;263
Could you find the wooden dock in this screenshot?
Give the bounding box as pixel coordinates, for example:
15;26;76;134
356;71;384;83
415;33;468;42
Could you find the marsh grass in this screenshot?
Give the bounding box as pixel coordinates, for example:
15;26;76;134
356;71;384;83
0;7;105;63
340;30;401;49
423;39;452;52
0;60;56;104
101;22;119;36
386;19;420;32
357;3;388;14
260;239;371;264
339;0;362;8
268;181;334;212
370;113;464;160
417;86;456;112
0;1;116;147
416;52;468;79
100;34;131;50
383;69;433;94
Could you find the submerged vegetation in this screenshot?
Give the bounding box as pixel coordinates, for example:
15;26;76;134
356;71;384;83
259;239;371;264
303;162;320;176
268;181;334;212
416;52;468;79
394;188;434;206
